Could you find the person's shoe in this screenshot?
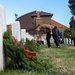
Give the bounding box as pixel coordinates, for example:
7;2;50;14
48;46;51;48
49;47;51;48
57;46;60;48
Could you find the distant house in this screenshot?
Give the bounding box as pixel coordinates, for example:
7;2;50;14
16;10;67;35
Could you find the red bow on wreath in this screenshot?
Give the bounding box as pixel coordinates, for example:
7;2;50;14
13;37;36;62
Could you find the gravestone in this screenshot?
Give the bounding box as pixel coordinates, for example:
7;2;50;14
21;29;34;42
69;38;71;44
0;28;4;70
0;5;6;70
21;29;26;42
26;32;34;41
11;21;21;41
64;38;68;44
72;40;74;45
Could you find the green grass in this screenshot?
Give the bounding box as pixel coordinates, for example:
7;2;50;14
0;44;75;75
39;44;75;75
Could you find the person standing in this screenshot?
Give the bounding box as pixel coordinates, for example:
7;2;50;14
69;16;75;46
36;24;53;48
46;28;52;48
52;26;60;48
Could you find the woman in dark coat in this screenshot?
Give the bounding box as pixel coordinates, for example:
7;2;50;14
69;16;75;46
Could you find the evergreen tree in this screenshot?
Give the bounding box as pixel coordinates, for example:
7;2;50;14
68;0;75;15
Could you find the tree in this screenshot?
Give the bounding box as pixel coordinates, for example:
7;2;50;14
68;0;75;15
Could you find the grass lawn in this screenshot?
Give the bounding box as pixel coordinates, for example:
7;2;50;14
0;44;75;75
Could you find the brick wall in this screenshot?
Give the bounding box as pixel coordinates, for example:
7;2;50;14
51;19;67;32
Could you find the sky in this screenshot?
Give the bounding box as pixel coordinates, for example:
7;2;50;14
0;0;72;27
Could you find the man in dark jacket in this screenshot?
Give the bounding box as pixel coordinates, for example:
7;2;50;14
52;26;60;48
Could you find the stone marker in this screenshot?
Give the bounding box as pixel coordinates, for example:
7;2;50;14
11;21;21;41
21;29;26;42
0;5;6;70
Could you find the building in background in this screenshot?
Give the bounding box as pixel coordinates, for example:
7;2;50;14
16;10;67;35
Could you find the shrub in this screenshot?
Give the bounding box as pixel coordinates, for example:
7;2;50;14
64;28;75;38
3;30;36;69
25;38;40;52
3;30;47;71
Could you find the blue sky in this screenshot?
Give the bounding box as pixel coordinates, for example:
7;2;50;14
0;0;72;27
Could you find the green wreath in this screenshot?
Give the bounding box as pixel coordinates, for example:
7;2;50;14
64;28;75;38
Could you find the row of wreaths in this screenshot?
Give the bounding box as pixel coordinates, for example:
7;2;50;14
64;28;75;38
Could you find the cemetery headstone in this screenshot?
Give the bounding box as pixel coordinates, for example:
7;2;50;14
11;21;21;41
0;5;6;70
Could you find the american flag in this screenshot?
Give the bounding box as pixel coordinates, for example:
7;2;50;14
15;13;18;19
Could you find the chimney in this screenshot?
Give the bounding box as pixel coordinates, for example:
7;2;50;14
36;10;42;26
36;10;40;18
